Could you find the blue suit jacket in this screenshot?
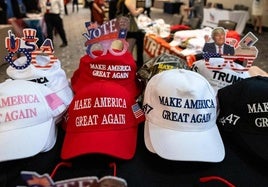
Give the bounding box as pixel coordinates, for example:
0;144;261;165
202;42;235;55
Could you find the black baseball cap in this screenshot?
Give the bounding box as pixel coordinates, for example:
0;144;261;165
217;76;268;160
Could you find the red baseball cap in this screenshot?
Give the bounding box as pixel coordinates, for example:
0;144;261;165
71;51;142;98
61;80;145;160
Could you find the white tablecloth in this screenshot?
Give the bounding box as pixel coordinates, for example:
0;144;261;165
201;8;249;35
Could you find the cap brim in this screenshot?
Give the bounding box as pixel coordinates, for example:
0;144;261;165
42;118;58;152
56;85;74;106
147;121;225;162
61;126;138;160
0;118;55;162
159;31;170;38
169;40;181;47
144;121;156;153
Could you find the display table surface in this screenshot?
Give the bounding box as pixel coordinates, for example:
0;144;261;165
144;34;197;67
201;8;249;35
144;29;241;68
1;125;268;186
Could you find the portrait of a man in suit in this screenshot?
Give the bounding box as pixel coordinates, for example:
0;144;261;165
202;27;234;55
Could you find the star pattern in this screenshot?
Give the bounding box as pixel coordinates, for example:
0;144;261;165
5;48;31;70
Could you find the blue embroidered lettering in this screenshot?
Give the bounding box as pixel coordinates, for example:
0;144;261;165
162;110;189;122
190;113;211;123
184;99;215;109
159;96;183;107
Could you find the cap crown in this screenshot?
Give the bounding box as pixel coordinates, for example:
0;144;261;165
143;69;217;131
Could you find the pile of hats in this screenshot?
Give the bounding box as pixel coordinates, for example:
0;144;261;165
141;31;268;162
1;18;268;166
60;18;145;160
142;67;268;162
0;37;73;162
0;18;145;164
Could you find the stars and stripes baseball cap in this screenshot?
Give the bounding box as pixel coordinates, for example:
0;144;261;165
0;79;66;162
61;81;145;160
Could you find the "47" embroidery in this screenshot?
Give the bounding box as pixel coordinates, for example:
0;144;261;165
219;114;240;126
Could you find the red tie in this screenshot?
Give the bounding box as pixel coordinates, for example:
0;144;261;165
46;0;50;13
218;46;222;55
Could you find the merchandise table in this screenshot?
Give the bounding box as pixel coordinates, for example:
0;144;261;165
144;34;197;67
201;8;249;35
144;30;241;68
1;125;268;186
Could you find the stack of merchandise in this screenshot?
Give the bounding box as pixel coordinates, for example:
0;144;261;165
141;30;268;164
0;29;73;162
191;31;260;93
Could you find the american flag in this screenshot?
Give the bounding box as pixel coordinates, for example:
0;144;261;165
45;93;64;110
132;103;144;119
85;21;98;30
202;52;221;61
243;36;253;47
209;13;215;21
21;171;54;186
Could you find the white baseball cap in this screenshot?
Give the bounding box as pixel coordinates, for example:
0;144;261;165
6;55;73;106
143;69;225;162
169;29;207;47
0;79;66;162
192;58;250;92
